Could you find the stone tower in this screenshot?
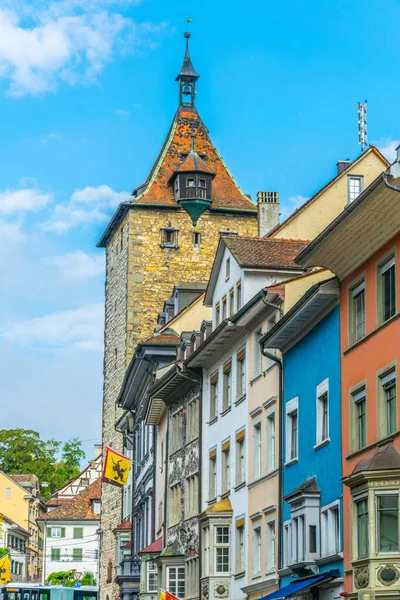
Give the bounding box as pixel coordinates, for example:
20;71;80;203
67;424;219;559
98;33;258;599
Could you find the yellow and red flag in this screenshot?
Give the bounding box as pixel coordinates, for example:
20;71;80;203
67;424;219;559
166;591;182;600
160;590;166;600
102;446;131;487
0;554;11;583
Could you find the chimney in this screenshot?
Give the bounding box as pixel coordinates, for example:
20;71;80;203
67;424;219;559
336;160;351;175
94;444;102;459
257;192;279;236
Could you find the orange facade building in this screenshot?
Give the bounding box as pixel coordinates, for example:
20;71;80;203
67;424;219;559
297;154;400;600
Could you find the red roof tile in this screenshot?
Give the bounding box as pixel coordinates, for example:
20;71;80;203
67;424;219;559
140;537;163;554
223;236;310;270
115;519;131;531
37;479;101;521
141;332;181;346
175;150;215;175
133;106;256;211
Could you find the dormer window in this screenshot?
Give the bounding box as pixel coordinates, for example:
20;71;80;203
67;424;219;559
187;177;195;188
92;500;101;515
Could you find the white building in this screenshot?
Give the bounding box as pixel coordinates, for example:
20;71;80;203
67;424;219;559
37;479;101;584
0;513;30;581
187;235;308;600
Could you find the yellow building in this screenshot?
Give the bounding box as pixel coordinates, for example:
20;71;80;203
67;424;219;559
0;472;45;582
269;147;389;241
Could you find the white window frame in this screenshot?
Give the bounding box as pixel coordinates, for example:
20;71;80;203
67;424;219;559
235;431;246;487
215;526;230;574
167;566;185;599
375;490;400;555
252;524;262;577
320;500;340;557
266;519;276;573
285;397;299;464
266;410;276;473
235;520;245;575
315;378;329;447
348;175;364;203
221;444;230;495
51;527;62;538
253;329;263;378
209;451;217;501
147;560;158;592
252;421;262;480
349;278;366;344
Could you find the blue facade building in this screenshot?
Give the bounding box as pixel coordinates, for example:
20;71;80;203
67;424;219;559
261;278;343;600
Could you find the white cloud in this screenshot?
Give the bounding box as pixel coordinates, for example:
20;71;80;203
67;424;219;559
0;187;52;213
45;184;130;232
374;138;400;163
46;250;104;278
0;3;167;97
0;219;26;243
1;302;104;350
115;108;130;116
280;194;308;221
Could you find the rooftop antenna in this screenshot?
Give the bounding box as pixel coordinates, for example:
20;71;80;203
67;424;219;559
358;101;368;153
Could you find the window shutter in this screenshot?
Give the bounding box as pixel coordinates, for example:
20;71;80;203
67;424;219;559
73;527;83;539
61;527;66;538
210;372;219;385
47;527;51;537
237;347;246;361
223;360;232;374
236;429;245;441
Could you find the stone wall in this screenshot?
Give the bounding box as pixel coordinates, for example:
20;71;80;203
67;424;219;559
99;205;257;598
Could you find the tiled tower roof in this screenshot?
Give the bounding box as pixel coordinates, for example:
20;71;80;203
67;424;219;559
132;106;255;212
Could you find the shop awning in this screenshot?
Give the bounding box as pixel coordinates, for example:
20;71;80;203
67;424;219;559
260;574;331;600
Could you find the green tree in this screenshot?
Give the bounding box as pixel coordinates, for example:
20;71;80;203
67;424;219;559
0;429;85;499
47;570;96;586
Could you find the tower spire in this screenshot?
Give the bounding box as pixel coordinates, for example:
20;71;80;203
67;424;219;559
175;32;199;106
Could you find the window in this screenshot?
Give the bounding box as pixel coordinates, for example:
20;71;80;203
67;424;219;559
161;228;178;249
236;348;246;400
147;560;158;592
235;430;246;486
356;498;369;558
379;370;397;436
186;398;199;442
51;548;60;561
73;528;83;539
215;303;220;327
81;479;89;487
222;295;227;320
222;361;232;411
187;177;195;188
210;373;218;421
209;450;217;501
229;288;234;317
348;175;363;203
352;386;367;450
184;475;199;519
377;493;399;553
193;232;201;248
309;525;317;553
199;178;206;189
286;398;298;462
321;503;340;556
5;487;10;499
252;525;262;577
235;520;245;574
167;566;185;599
349;280;366;343
252;422;262;480
51;527;64;538
171;411;182;453
266;520;276;572
221;442;230;495
202;526;210;576
73;548;83;561
378;255;396;323
266;412;276;472
226;257;230;280
215;526;230;573
283;522;291;567
253;329;263;378
316;379;329;446
169;484;180;526
236;280;242;311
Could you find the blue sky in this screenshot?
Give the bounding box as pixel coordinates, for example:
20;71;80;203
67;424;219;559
0;0;398;462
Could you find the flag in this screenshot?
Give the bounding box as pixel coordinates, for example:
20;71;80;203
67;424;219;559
166;591;182;600
160;590;166;600
102;446;131;487
0;554;11;584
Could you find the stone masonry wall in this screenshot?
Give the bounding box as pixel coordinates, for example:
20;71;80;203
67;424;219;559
100;206;257;599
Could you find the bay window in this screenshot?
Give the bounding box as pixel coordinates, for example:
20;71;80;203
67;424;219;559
215;526;230;573
377;493;399;553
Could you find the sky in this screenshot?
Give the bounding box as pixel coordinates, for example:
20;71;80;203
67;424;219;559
0;0;399;463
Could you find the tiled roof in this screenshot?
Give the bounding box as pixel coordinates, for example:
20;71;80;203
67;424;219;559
9;474;38;486
0;513;30;537
115;519;131;531
132;106;256;212
46;497;68;507
352;443;400;475
223;236;310;270
141;331;181;346
37;479;101;522
140;537;163;554
174;150;215;175
268;146;389;238
284;476;320;501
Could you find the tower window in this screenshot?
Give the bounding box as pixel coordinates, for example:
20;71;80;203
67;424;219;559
193;232;201;248
199;178;206;188
187;177;195;188
161;228;179;249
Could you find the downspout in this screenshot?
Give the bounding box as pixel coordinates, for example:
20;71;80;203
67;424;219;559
260;290;284;571
383;174;400;193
